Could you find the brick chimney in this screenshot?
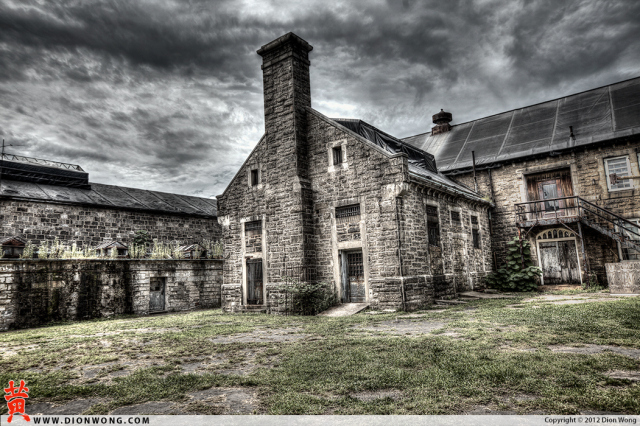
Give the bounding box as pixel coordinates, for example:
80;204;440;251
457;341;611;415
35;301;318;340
432;109;453;135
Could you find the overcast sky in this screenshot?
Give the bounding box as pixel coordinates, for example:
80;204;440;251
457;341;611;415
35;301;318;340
1;0;639;198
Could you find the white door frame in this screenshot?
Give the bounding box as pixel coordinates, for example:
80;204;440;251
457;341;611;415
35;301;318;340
535;228;582;285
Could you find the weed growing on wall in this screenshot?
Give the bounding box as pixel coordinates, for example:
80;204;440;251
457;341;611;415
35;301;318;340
486;237;541;291
19;241;36;259
172;241;185;259
129;244;146;259
202;239;223;259
150;239;172;259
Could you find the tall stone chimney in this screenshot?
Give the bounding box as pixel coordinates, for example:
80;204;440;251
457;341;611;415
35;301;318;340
432;109;453;135
257;32;313;180
256;33;314;281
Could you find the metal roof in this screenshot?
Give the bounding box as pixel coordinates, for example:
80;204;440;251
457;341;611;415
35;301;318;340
326;115;486;203
0;179;217;217
1;153;84;171
402;76;640;172
332;119;438;173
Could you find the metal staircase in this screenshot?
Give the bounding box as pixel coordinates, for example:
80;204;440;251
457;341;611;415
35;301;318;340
515;196;640;253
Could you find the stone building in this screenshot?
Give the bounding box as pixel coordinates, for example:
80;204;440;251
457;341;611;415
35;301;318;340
0;154;221;251
217;33;493;312
403;77;640;286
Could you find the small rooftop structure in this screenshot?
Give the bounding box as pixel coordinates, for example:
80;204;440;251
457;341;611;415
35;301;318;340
95;241;128;257
1;236;26;259
177;243;207;259
1;153;89;189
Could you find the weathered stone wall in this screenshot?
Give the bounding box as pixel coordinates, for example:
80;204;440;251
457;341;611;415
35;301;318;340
0;259;223;331
0;199;221;249
397;182;492;299
451;140;640;285
217;33;493;312
606;261;640;293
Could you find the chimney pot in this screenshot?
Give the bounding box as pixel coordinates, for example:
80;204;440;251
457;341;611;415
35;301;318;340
431;109;453;135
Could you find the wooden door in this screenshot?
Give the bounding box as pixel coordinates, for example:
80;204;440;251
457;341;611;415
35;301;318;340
539;240;580;284
149;278;165;312
558;240;580;284
538;179;564;217
539;242;561;284
246;259;263;305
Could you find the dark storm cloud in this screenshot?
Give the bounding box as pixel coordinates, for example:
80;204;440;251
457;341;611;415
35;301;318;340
0;0;262;81
0;0;638;196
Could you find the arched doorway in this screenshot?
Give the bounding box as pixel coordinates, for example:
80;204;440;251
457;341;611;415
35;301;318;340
535;228;582;285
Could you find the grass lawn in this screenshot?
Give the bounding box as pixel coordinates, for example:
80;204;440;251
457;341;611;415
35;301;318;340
1;292;639;415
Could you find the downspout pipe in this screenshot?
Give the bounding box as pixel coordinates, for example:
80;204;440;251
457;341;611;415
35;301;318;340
395;196;407;311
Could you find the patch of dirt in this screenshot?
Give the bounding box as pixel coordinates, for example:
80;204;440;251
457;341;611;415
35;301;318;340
522;294;639;305
111;401;185;415
208;328;308;343
67;328;183;339
605;370;640;381
28;398;109;415
499;345;537;353
462;405;518;415
0;344;39;357
351;390;402;401
356;320;447;336
397;310;447;318
108;387;258;415
188;387;259;414
549;345;640;359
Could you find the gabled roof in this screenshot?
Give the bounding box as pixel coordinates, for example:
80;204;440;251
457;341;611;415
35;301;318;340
402;76;640;173
332;119;438;173
1;179;217;217
311;110;487;203
0;236;26;246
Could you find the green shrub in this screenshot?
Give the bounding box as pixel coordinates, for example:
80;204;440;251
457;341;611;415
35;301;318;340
282;279;337;315
485;236;541;292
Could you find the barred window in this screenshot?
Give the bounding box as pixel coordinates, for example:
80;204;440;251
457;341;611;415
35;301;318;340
335;204;360;223
472;229;480;249
332;146;343;165
244;220;262;232
426;205;440;247
426;205;438;221
470;215;478;226
451;210;461;225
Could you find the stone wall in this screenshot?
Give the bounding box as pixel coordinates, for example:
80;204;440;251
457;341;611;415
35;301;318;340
0;259;223;331
0;199;221;249
217;33;493;312
606;261;640;294
451;139;640;285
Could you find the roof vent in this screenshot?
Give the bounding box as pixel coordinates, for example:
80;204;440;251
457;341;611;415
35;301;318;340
432;109;452;135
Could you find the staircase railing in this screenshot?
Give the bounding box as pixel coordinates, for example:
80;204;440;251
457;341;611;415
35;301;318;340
515;196;640;253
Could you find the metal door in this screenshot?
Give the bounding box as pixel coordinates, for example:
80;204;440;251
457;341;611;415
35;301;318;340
246;259;263;305
341;250;365;303
149;278;165;312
